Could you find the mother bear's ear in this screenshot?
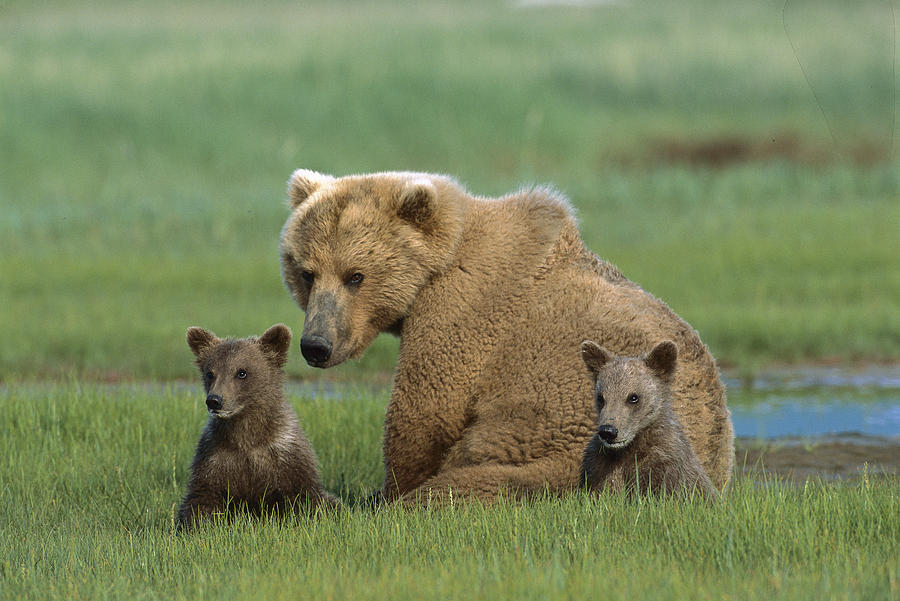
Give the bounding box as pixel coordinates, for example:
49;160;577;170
287;169;335;209
396;177;438;232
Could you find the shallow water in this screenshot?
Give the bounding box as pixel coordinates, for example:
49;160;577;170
724;366;899;481
728;389;899;439
724;366;900;439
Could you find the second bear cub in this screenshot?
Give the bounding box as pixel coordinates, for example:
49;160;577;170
177;323;339;530
580;340;717;499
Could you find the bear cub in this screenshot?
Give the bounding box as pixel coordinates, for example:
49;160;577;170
580;340;717;499
177;323;339;530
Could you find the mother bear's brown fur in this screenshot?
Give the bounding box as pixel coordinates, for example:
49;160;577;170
279;170;733;502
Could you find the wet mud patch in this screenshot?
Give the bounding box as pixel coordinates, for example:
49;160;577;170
736;434;900;483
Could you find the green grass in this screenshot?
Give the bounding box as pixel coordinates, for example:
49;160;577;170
1;381;897;601
2;6;896;597
0;0;898;379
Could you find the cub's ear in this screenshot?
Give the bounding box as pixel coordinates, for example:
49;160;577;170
397;177;437;231
644;340;678;380
581;340;612;375
259;323;292;367
287;169;334;210
186;327;220;361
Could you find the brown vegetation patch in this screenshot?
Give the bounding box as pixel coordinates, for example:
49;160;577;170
641;133;894;168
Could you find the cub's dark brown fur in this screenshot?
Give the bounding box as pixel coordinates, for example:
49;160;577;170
177;324;339;530
580;340;717;500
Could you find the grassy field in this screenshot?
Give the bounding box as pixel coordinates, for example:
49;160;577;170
1;2;899;597
1;0;898;380
1;382;897;601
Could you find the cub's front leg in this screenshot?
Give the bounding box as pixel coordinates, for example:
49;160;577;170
176;484;225;531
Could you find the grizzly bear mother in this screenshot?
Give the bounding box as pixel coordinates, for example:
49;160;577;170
279;170;733;502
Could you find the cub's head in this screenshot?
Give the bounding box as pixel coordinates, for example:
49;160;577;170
186;324;292;419
580;340;678;449
279;169;464;368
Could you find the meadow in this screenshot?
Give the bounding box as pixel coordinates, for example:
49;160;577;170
1;0;898;380
1;383;897;601
1;1;899;599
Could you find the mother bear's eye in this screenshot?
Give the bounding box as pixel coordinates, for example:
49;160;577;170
301;270;315;284
347;272;364;286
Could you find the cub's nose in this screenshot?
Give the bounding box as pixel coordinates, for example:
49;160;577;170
597;424;618;444
206;394;223;412
300;335;332;366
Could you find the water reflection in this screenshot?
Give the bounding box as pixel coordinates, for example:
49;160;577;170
724;366;900;439
729;391;900;439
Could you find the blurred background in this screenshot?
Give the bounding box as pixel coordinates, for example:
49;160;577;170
1;0;898;381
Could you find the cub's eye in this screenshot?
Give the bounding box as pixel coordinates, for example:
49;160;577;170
301;271;315;284
596;392;605;407
205;371;214;381
347;272;364;286
628;393;640;404
236;369;248;380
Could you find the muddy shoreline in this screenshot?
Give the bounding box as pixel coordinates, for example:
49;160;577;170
735;434;899;482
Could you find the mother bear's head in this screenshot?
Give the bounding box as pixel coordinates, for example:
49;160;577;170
279;169;465;368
